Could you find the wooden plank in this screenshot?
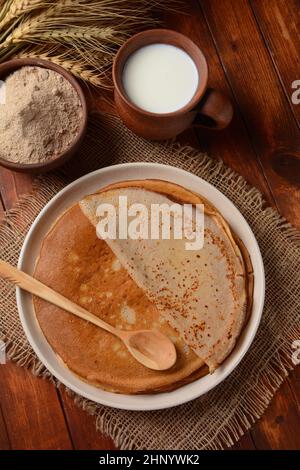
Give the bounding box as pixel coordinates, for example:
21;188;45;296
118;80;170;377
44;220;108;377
0;167;18;210
231;431;256;450
161;0;276;207
198;0;300;450
0;165;34;218
58;388;116;450
251;379;300;449
288;367;300;412
0;362;73;449
13;172;34;200
0;197;4;221
0;169;33;211
250;0;300;125
0;404;11;450
199;0;300;226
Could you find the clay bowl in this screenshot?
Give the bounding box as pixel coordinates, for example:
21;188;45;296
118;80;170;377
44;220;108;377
0;58;88;174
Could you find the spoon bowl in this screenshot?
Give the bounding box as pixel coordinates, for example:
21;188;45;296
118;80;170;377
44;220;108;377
120;329;177;371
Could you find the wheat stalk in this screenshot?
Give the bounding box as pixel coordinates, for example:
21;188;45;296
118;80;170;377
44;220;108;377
0;0;13;23
0;0;46;31
1;1;158;48
0;0;178;87
18;48;107;87
20;0;158;25
8;26;129;49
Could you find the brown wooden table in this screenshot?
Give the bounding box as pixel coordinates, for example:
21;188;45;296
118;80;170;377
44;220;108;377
0;0;299;450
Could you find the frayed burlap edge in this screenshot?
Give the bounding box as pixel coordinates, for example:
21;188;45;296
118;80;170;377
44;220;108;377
1;113;300;450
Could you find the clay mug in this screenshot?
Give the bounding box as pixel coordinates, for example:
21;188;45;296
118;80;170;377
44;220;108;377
113;29;233;140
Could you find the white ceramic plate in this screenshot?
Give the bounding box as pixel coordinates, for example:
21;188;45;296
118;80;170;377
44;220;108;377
17;163;265;411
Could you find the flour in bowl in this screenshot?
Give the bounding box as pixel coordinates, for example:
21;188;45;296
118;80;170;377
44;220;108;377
0;66;83;164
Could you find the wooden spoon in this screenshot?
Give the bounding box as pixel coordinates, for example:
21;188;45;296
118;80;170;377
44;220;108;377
0;260;177;371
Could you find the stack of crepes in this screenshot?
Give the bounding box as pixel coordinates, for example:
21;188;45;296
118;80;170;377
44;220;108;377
33;180;253;394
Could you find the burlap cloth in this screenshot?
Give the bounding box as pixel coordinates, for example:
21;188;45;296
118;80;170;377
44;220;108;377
1;113;300;450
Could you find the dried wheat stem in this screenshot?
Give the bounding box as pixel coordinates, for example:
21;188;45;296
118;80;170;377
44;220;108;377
0;0;45;30
1;6;154;49
17;49;107;87
19;26;126;49
0;0;178;87
0;0;13;24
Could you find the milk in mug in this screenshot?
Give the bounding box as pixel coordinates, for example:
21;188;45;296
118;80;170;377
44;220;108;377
122;43;199;114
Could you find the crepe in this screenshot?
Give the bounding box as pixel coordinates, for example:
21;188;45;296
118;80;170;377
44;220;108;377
33;204;206;394
80;180;250;372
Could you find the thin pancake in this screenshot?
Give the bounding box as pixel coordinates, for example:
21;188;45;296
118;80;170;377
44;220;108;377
80;179;249;372
33;204;205;394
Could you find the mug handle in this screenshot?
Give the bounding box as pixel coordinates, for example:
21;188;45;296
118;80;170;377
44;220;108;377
193;88;233;129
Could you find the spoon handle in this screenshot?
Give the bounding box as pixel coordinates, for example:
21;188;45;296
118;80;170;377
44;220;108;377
0;260;116;335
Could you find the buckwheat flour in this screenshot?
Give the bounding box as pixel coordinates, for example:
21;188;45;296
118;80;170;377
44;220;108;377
0;66;83;164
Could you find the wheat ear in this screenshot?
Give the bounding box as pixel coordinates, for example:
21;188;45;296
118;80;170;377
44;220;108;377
17;49;107;87
0;0;45;30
